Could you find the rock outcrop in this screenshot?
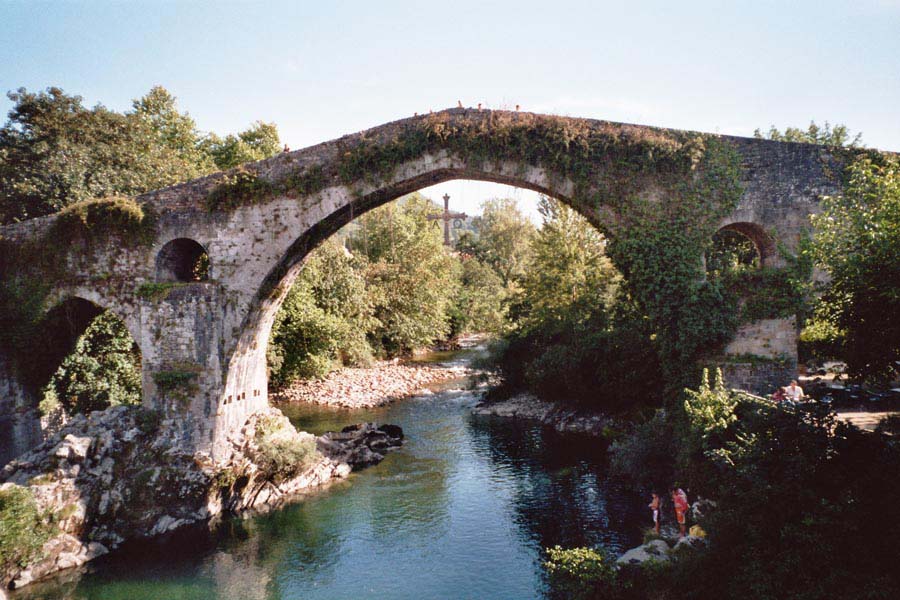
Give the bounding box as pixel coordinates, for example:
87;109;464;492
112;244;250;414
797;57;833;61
616;536;707;567
472;393;623;437
0;405;402;590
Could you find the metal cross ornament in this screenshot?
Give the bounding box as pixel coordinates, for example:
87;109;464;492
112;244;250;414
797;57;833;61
427;194;468;246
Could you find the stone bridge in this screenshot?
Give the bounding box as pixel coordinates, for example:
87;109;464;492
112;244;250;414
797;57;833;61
0;108;846;460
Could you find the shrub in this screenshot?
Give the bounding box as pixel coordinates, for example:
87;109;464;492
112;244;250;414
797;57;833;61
544;545;619;600
609;410;678;491
0;485;52;579
253;416;320;482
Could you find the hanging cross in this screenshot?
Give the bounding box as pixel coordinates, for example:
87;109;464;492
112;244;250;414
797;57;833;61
427;193;468;246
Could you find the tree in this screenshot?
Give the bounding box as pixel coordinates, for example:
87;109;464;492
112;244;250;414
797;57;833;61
0;86;216;224
268;240;374;384
489;197;661;411
518;197;620;328
465;198;535;286
41;311;142;415
350;193;461;355
812;154;900;382
450;255;508;335
131;85;216;179
203;121;281;170
754;121;863;147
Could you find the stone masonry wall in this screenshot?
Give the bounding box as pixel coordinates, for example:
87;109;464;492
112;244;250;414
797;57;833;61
724;317;797;360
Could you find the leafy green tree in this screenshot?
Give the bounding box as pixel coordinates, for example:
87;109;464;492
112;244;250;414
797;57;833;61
203;121;281;170
754;121;863;147
350;193;461;355
705;229;759;277
464;198;535;286
41;311;142;415
0;86;216;224
268;240;374;384
131;85;216;179
812;154;900;381
519;197;620;328
489;197;661;411
450;255;508;335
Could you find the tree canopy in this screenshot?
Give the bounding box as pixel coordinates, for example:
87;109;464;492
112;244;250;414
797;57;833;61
0;85;281;224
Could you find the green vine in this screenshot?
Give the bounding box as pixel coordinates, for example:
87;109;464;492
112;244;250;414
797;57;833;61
152;362;202;405
204;111;706;214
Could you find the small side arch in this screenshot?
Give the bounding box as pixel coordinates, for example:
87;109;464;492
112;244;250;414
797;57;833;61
714;221;777;268
156;238;210;282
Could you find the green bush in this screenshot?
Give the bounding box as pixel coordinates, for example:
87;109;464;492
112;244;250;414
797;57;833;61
0;485;51;578
254;416;320;482
609;410;678;491
544;545;619;600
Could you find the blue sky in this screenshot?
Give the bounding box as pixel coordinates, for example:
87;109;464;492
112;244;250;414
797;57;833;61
3;0;899;219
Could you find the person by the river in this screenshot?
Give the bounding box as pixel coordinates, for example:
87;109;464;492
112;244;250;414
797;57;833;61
671;487;689;538
648;492;661;534
785;380;804;403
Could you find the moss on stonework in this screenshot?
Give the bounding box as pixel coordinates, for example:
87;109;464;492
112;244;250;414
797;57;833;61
136;282;180;301
204;110;708;216
205;167;275;212
152;362;202;407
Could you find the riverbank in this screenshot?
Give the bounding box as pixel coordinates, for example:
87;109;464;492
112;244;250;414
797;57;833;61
272;361;473;408
472;392;623;437
0;406;402;590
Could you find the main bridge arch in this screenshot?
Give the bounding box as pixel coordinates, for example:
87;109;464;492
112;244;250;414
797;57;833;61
0;108;845;459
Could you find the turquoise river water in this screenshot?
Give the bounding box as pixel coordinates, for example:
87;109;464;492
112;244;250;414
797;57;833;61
12;349;644;599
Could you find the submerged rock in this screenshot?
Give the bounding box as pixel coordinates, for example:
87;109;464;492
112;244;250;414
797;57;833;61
0;405;403;590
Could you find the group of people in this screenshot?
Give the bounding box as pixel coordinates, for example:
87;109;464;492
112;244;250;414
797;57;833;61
771;379;804;403
648;487;691;538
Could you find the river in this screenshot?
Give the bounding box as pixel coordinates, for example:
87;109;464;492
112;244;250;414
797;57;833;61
12;348;645;599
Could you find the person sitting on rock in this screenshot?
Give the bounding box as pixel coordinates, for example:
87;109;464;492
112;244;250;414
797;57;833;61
648;492;661;534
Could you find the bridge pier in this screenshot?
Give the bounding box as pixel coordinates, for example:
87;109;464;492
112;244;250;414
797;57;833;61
720;316;798;395
0;350;42;465
140;283;269;461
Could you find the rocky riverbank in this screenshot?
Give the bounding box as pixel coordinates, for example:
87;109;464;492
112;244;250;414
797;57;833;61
0;405;402;590
272;361;472;408
472;393;623;437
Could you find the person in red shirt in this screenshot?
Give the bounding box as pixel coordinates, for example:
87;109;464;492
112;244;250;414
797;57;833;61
671;487;689;537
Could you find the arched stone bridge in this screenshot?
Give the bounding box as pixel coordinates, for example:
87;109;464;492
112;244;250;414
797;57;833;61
0;108;846;460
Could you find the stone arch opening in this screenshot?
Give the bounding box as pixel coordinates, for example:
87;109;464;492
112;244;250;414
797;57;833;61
156;238;210;282
709;222;776;271
30;297;144;416
219;165;618;424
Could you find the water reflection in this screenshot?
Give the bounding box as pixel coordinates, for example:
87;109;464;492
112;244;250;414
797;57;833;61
14;370;642;599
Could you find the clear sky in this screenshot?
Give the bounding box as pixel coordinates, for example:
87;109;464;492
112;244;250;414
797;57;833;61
3;0;899;220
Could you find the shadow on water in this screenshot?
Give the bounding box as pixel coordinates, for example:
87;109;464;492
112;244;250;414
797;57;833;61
13;354;645;600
